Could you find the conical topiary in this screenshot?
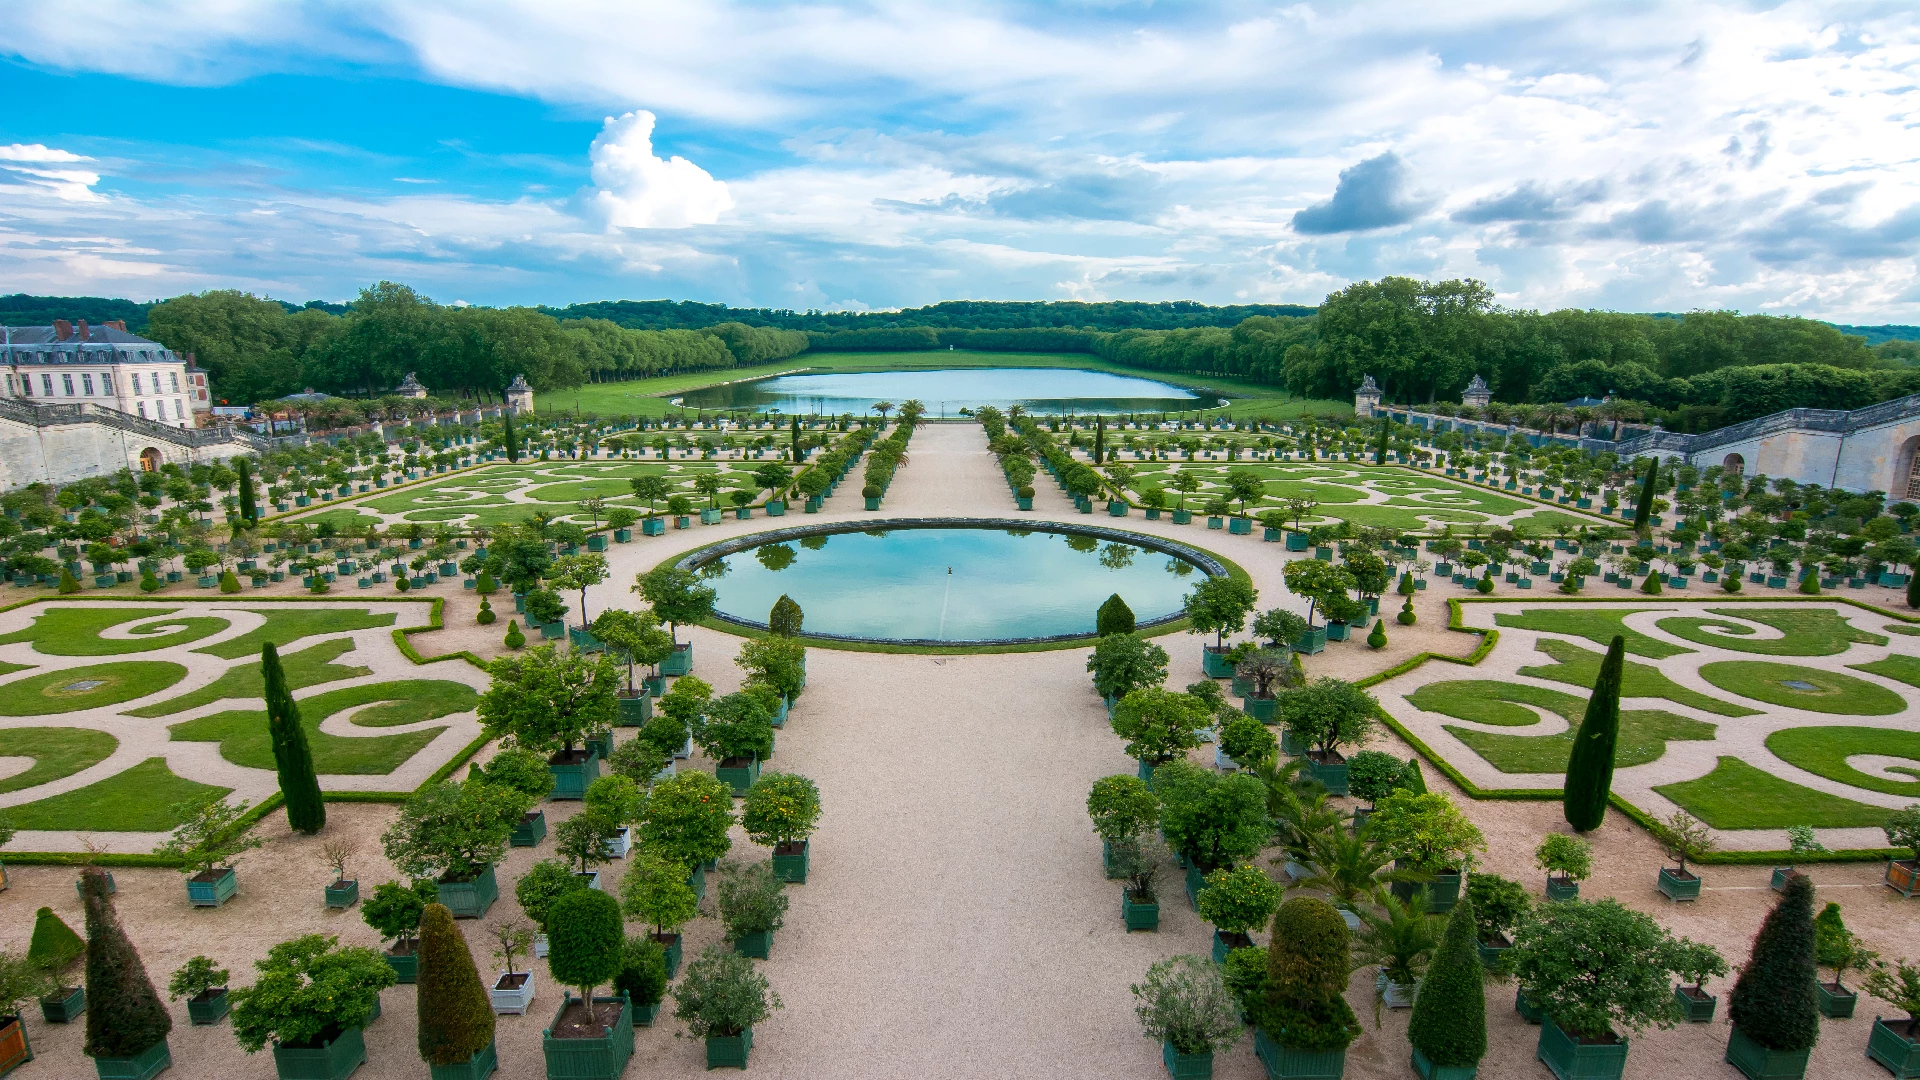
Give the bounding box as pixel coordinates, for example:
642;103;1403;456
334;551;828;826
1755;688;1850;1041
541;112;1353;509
1908;573;1920;610
1729;873;1820;1052
139;569;161;594
1097;593;1136;637
1641;571;1663;594
57;568;81;594
1632;458;1658;530
1407;894;1485;1070
416;903;495;1067
1799;570;1821;595
504;619;526;649
1563;634;1623;832
264;642;325;834
80;870;171;1060
1724;574;1743;593
1366;619;1387;649
28;906;84;976
218;570;241;594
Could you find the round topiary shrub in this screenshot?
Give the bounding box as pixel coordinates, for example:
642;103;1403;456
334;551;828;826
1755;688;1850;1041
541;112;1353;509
1366;619;1387;649
1255;897;1360;1052
862;484;881;499
504;619;525;650
1475;571;1494;594
477;598;496;625
1723;574;1743;593
1018;485;1035;500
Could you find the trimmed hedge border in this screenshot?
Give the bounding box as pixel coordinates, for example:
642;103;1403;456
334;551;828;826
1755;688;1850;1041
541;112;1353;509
1353;594;1909;864
0;594;492;866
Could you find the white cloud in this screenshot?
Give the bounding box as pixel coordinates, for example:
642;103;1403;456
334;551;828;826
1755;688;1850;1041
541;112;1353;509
586;112;732;230
0;143;103;203
0;144;91;163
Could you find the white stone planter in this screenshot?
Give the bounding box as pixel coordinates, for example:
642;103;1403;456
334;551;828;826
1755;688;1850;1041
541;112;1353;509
491;970;536;1014
578;870;602;892
533;933;549;958
1214;746;1241;771
602;827;632;860
675;735;692;760
1376;970;1417;1008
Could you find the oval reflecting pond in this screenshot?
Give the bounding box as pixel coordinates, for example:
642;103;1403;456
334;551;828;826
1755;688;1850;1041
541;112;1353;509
702;526;1208;642
675;367;1212;416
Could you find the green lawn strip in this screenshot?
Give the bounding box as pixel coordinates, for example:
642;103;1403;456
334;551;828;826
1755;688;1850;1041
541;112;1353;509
1656;608;1887;656
1494;608;1691;658
194;608;397;659
1698;660;1905;716
128;638;371;717
1886;624;1920;637
1765;726;1920;797
1511;510;1604;534
1521;639;1756;716
1848;653;1920;688
1405;680;1582;726
0;757;230;832
0;606;230;656
168;679;475;774
0;662;28;676
0;662;188;716
1328;506;1485;530
0;727;118;794
1446;709;1715;774
1655;756;1895;829
298;509;388;531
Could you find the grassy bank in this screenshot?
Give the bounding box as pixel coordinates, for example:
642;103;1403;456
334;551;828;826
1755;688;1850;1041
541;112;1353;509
539;349;1347;423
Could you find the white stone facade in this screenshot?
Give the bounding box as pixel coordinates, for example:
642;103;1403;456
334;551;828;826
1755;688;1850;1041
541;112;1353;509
505;373;534;414
1;320;205;428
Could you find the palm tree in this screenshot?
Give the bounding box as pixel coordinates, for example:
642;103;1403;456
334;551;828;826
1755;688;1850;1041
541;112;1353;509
1570;405;1597;437
872;401;895;423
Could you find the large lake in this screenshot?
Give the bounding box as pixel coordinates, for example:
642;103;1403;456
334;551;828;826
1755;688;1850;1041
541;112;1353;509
674;367;1213;416
704;525;1206;642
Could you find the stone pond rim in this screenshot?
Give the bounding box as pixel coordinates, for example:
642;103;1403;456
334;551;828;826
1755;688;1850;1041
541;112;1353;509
673;517;1230;648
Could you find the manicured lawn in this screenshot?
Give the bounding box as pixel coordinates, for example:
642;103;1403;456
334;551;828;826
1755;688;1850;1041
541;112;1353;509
0;661;188;715
0;756;230;832
194;608;397;660
0;726;118;794
1655;608;1886;656
1493;608;1691;658
0;606;229;655
0;662;29;676
1884;623;1920;637
1766;726;1920;797
1655;756;1894;829
1698;660;1905;715
168;679;476;773
129;638;371;717
1406;680;1584;727
1849;653;1920;689
1446;708;1715;774
1521;639;1757;717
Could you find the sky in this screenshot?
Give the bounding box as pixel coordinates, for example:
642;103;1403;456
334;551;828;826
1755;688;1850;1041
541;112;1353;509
1;1;1919;320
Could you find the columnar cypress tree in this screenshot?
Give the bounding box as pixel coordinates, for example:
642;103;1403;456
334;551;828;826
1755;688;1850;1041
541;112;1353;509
1093;418;1104;465
416;903;495;1067
503;409;520;464
263;642;325;834
1407;895;1485;1070
1563;634;1624;832
236;456;257;523
1907;573;1919;610
1729;873;1820;1052
1375;416;1391;464
1631;458;1658;530
790;416;801;463
80;870;171;1061
1096;593;1136;637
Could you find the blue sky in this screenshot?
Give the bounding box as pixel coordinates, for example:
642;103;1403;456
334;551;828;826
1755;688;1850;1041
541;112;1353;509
2;1;1919;319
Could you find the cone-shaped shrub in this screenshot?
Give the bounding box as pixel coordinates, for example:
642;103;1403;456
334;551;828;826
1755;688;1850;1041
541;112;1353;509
1097;593;1136;637
219;570;241;594
1366;619;1387;649
139;570;162;594
1407;894;1484;1069
769;595;803;637
1724;575;1743;593
1729;873;1820;1052
1640;572;1663;594
264;643;325;834
1632;458;1657;529
1909;573;1920;610
416;903;494;1067
80;870;171;1060
1256;896;1360;1052
1563;635;1623;832
28;906;84;975
1799;571;1821;595
57;568;81;594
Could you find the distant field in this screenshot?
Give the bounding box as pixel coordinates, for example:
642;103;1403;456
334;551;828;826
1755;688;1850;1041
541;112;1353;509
538;350;1348;422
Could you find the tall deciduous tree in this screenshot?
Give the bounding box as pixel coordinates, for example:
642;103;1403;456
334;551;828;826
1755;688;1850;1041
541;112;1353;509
1563;635;1624;832
264;642;325;835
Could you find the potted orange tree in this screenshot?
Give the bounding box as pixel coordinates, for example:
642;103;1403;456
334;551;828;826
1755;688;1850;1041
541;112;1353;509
1196;865;1282;964
619;850;699;980
1508;899;1691;1080
363;880;437;984
230;934;397;1080
742;771;822;884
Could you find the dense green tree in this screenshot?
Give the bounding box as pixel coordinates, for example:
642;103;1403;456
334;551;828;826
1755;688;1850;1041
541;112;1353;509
1563;635;1624;832
415;903;494;1068
1729;874;1820;1052
1407;896;1485;1069
263;642;325;835
1096;593;1136;636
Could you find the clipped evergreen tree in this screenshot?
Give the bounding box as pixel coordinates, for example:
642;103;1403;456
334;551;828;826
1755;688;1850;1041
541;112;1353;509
477;598;496;625
416;903;495;1068
218;570;241;594
504;619;526;649
1366;619;1387;649
1908;573;1920;610
769;595;803;637
1799;570;1821;595
236;456;257;523
503;409;520;464
1096;593;1136;637
1093;418;1104;465
548;889;624;1023
57;568;81;594
1640;570;1664;594
263;643;325;834
1400;757;1427;795
1730;873;1820;1053
1407;894;1485;1071
1632;458;1658;530
1374;416;1390;464
1257;896;1360;1052
28;906;84;976
79;870;171;1061
1563;634;1624;832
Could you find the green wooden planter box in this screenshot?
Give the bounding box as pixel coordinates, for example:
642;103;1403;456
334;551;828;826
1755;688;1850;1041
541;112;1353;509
547;750;602;800
1228;517;1252;534
586;731;614;761
1123;888;1159;931
541;994;633;1080
864;496;881;510
1817;981;1857;1019
653;934;682;980
1410;1045;1477;1080
1162;1040;1214;1079
766;501;786;516
428;1038;496;1080
1868;1018;1920;1078
641;518;666;536
386;948;419;984
1658;866;1702;902
1184;864;1210;910
613;529;632;543
1286;533;1311;551
1293;626;1327;655
1325;621;1350;642
1390;869;1460;912
617;692;652;725
770;840;809;883
1243;694;1277;722
1545;876;1580;902
186;989;229;1025
512;810;548;847
1253;1028;1346;1079
40;986;84;1024
660;642;692;676
1514;987;1545;1024
1015;497;1033;510
1172;510;1193;524
732;928;773;960
1304;754;1349;797
716;756;761;795
1675;984;1717;1022
437;864;499;918
1725;1025;1809;1080
326;879;360;909
587;535;607;552
630;1000;660;1027
93;1038;172;1080
687;864;707;904
272;1026;365;1080
1202;647;1235;678
1536;1017;1627;1080
706;1028;753;1070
